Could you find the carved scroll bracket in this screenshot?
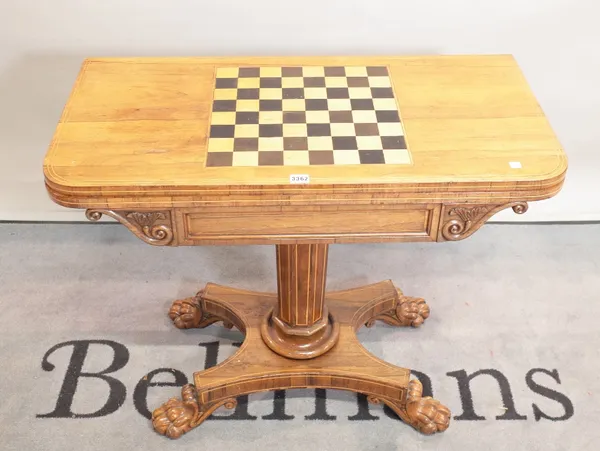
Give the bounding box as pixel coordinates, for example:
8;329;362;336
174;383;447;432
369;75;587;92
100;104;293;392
86;209;174;246
439;201;528;241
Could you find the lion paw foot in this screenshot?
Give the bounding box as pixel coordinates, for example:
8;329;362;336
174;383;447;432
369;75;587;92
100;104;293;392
152;384;200;439
366;292;430;328
169;292;233;330
402;379;450;434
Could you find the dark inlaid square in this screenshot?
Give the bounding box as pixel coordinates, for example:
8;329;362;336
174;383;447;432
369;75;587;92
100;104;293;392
210;125;235;138
329;111;354;123
305;99;328;111
366;66;389;76
355;123;380;136
215;78;238;89
371;87;395;99
376;110;401;123
259;124;283;137
307;123;331;137
282;67;303;77
332;136;358;150
236;112;259;124
327;87;349;99
237;88;260;100
284;137;308;150
260;77;282;88
239;67;260;78
206;152;233;167
304;77;326;87
350;99;375;110
283;112;306;123
233;138;259;151
309;151;334;165
260;100;283;111
347;77;370;87
324;66;346;76
381;136;407;149
359;149;385;164
258;151;284;166
283;88;304;99
213;100;236;112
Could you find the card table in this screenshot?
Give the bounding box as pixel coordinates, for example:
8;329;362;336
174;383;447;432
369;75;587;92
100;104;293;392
43;55;567;439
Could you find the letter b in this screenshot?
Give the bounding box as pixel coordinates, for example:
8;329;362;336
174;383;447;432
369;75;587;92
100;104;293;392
37;340;129;418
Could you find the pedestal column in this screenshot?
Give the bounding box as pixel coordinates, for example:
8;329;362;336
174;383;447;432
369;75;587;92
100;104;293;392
261;244;340;359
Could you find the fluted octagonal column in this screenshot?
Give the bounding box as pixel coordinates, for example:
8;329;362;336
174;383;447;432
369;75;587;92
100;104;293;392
261;244;339;359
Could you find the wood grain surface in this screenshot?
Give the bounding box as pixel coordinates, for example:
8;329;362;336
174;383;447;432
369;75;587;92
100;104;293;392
275;244;328;327
152;280;450;438
44;55;567;210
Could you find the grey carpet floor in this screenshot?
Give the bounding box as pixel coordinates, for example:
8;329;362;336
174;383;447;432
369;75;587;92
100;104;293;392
0;223;598;451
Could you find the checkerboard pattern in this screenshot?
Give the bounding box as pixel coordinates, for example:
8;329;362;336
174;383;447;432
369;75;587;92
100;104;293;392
206;66;411;167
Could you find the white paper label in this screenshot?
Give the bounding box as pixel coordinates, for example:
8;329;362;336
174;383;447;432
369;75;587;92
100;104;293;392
289;174;310;184
509;161;522;169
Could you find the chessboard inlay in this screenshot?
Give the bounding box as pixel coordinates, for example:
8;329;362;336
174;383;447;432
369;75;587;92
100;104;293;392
206;66;411;167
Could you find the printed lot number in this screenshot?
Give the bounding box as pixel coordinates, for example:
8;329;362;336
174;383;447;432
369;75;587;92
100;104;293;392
290;174;310;184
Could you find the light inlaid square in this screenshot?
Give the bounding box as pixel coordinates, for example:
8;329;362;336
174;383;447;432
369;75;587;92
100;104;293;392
208;138;234;152
333;149;361;165
258;137;284;151
348;87;372;99
214;89;238;100
303;66;326;77
260;67;282;77
368;76;392;88
378;122;405;136
325;77;348;88
236;100;260;111
238;78;261;89
282;99;306;111
345;66;368;76
282;77;305;88
259;111;283;124
304;87;327;99
211;112;236;125
283;123;308;137
307;136;334;150
305;110;330;123
373;98;398;111
234;124;259;138
383;149;411;164
352;110;378;123
260;88;283;100
232;151;259;166
356;136;383;150
283;150;310;166
331;123;356;136
216;67;239;78
348;88;373;99
327;99;352;111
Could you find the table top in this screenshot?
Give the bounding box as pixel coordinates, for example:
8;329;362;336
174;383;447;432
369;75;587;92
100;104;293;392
44;55;567;209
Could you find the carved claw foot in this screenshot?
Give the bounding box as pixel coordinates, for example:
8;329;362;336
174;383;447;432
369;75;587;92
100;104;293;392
400;380;451;435
152;384;201;439
366;292;430;328
169;293;233;330
152;384;237;439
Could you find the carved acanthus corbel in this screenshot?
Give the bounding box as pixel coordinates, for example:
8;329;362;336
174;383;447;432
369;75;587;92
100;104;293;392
86;209;174;246
439;202;528;241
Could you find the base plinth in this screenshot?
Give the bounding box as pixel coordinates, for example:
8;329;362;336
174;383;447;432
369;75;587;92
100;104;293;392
152;280;450;439
261;308;340;359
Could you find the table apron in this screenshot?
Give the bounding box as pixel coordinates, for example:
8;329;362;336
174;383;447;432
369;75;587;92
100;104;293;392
174;204;441;245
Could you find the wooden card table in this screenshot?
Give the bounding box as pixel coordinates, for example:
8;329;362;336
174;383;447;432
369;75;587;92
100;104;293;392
43;55;566;439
